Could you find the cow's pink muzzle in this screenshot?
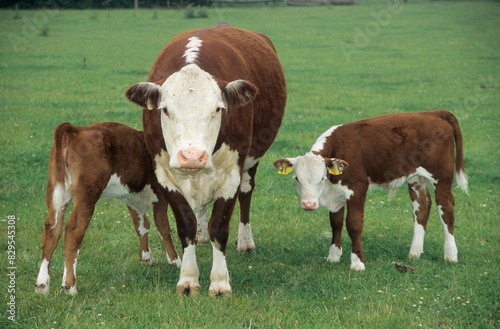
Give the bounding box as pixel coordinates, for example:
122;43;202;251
177;149;208;173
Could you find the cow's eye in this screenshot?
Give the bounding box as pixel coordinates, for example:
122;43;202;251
294;176;299;183
161;106;169;117
215;106;224;114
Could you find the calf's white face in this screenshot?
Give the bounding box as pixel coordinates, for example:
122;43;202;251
126;64;258;174
274;152;348;211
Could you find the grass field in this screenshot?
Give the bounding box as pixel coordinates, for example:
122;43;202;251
1;1;499;328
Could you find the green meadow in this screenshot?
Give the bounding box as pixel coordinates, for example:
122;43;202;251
0;1;499;327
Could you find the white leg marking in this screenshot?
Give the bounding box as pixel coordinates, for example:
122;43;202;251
350;253;365;271
35;258;50;294
327;245;342;263
137;214;149;238
177;244;200;291
196;208;209;244
408;221;426;259
167;252;182;268
237;222;256;252
62;250;79;295
438;205;458;262
209;242;231;295
141;249;155;265
240;171;252;194
52;181;72;229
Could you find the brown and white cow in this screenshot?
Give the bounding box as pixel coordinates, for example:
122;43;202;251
274;111;467;271
125;24;286;296
35;122;180;295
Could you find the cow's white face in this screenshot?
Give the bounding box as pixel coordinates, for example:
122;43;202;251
274;152;348;211
126;64;258;174
159;65;224;173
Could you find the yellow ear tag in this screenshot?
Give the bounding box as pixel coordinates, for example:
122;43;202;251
279;163;293;175
328;163;342;175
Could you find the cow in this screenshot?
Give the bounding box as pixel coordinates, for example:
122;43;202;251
274;110;468;271
35;122;180;295
125;24;287;296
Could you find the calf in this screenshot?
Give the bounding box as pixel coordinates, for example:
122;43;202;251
274;111;468;270
35;122;180;295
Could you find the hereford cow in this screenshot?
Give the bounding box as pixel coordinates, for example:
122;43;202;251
274;111;467;271
125;24;286;296
35;122;180;295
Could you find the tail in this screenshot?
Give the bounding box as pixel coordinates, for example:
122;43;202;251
51;122;77;188
436;111;468;194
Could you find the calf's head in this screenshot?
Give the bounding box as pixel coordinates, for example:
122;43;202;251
126;64;258;173
274;152;348;211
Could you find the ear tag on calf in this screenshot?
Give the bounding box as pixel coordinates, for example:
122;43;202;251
278;163;293;175
329;163;342;175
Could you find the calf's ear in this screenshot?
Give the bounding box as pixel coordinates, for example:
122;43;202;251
326;158;349;175
221;79;259;108
274;158;294;175
125;82;161;110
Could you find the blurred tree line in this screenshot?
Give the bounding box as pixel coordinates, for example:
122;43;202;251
0;0;212;9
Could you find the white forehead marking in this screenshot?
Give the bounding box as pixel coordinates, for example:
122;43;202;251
183;36;203;64
295;152;326;178
311;125;341;152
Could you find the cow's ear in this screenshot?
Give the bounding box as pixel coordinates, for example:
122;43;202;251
125;82;161;110
274;158;294;175
222;79;259;108
325;158;349;175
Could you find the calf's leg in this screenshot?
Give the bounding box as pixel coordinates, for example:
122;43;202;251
127;206;154;265
36;183;70;294
327;207;344;263
435;181;458;262
152;194;180;267
345;194;366;271
407;176;432;259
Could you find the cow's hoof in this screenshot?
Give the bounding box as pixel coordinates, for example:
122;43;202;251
140;257;155;266
35;283;50;294
237;245;256;254
407;253;422;260
176;283;200;296
63;285;77;295
208;288;232;298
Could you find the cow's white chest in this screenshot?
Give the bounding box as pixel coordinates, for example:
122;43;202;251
320;180;354;213
155;143;240;212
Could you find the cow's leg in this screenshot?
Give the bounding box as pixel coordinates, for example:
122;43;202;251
237;163;258;253
327;207;344;263
435;180;458;262
61;196;96;295
170;193;199;295
127;206;154;265
208;197;237;297
152;193;180;267
345;192;366;271
195;206;209;244
36;183;71;294
407;176;432;259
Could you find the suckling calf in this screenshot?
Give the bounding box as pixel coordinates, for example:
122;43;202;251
274;111;468;271
36;122;180;295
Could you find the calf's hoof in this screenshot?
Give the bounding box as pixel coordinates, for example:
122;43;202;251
140;257;155;266
63;285;78;295
35;283;50;294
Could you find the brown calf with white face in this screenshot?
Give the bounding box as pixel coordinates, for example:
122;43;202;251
35;122;180;295
275;111;468;270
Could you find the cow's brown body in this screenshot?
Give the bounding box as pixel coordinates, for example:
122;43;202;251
275;111;467;270
126;24;287;295
35;122;179;295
